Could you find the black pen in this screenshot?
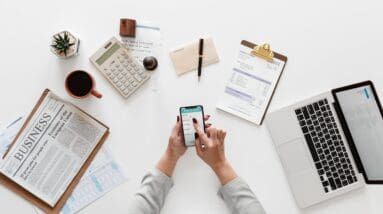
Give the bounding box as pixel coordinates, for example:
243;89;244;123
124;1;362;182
198;38;204;81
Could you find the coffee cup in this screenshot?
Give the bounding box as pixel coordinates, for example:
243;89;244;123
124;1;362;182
65;70;102;99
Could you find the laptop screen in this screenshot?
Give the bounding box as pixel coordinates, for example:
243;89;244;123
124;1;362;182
333;82;383;182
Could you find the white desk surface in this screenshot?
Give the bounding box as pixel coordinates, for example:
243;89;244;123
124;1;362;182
1;0;383;213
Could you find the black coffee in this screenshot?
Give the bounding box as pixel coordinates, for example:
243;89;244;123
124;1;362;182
66;71;93;97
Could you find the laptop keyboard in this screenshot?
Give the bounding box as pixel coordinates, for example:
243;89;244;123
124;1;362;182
295;99;358;193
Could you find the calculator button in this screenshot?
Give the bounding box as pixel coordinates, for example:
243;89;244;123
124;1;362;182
113;77;119;83
134;74;142;81
118;68;123;72
116;64;120;68
132;82;138;87
129;77;134;83
140;73;147;78
117;74;123;79
121;78;127;83
128;85;134;90
116;82;122;87
123;89;130;94
111;68;116;72
122;70;128;75
109;74;115;79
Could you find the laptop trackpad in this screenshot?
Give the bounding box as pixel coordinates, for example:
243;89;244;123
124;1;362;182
278;138;313;174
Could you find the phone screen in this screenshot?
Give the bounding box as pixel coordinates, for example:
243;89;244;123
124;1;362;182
180;106;205;146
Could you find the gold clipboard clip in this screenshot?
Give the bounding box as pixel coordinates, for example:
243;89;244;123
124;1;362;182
251;43;274;62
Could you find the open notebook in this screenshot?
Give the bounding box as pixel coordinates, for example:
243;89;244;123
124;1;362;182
0;89;109;213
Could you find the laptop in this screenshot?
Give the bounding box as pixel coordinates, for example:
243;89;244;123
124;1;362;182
266;81;383;208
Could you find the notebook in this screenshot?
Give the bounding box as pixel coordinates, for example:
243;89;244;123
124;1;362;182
216;40;287;125
169;37;219;75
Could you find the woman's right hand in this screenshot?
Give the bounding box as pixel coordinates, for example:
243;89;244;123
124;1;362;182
193;118;238;185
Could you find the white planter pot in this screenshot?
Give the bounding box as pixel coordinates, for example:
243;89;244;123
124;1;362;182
50;30;80;59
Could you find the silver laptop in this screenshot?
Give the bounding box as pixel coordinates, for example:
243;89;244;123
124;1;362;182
266;81;383;208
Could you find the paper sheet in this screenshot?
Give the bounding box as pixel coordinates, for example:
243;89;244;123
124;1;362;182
0;117;24;159
121;22;162;62
60;147;127;214
0;117;127;214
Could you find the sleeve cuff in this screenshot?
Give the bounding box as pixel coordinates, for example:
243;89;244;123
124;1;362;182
144;168;174;189
218;177;244;198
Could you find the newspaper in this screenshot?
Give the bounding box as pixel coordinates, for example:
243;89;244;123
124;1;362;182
0;91;108;207
1;117;127;214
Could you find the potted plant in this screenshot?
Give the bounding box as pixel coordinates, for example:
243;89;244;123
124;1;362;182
50;31;80;59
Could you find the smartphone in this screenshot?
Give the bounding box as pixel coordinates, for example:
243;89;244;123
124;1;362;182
180;105;206;146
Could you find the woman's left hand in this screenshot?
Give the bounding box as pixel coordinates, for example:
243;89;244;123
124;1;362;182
157;115;211;176
166;115;212;161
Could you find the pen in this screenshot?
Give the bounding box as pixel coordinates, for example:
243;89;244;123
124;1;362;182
198;38;204;81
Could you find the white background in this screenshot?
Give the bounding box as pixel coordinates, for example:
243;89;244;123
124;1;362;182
1;0;383;213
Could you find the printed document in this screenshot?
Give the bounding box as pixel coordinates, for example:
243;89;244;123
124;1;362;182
121;22;162;62
0;91;108;207
216;44;285;125
60;147;126;214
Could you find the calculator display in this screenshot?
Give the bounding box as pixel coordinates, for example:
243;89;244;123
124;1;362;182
96;43;120;66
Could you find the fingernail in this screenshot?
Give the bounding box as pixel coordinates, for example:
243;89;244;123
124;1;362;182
193;118;197;123
194;132;199;139
177;116;179;122
207;123;212;126
207;115;211;118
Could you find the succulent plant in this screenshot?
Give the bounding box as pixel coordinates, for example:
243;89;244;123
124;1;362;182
51;32;75;57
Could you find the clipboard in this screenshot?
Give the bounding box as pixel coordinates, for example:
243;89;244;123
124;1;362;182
0;89;110;214
216;40;288;125
245;40;288;124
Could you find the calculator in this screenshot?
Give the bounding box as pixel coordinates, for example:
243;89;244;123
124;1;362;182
90;37;150;98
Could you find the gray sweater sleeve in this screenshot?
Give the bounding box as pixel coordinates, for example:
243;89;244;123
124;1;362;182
218;177;267;214
127;171;266;214
127;169;173;214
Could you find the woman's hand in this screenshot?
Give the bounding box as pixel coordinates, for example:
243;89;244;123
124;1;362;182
156;115;211;177
165;116;187;161
193;119;238;185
